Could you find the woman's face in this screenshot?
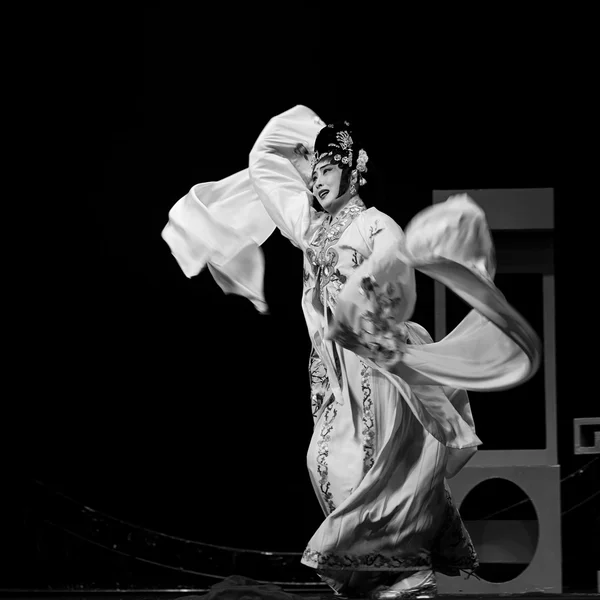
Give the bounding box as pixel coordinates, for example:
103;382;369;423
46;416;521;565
311;158;343;212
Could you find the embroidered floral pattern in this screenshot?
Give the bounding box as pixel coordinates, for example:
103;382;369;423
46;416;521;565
303;263;311;288
309;347;330;423
331;277;409;367
316;400;338;514
302;548;432;570
368;220;383;242
360;360;375;473
307;247;339;287
332;321;369;357
357;277;409;364
311;393;324;423
305;198;366;312
351;249;366;269
306;199;365;278
302;488;479;575
324;268;347;309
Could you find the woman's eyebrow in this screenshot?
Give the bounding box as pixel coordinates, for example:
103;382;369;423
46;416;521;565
311;162;331;181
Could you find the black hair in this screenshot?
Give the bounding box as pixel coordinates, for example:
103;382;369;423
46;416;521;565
311;120;374;209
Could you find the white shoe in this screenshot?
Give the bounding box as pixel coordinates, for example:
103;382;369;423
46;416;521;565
368;570;437;599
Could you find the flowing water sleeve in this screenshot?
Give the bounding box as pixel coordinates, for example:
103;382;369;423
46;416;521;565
248;105;327;250
161;104;325;313
327;195;542;449
161;169;276;313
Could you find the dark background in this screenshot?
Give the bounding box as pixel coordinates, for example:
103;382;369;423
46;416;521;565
3;6;597;593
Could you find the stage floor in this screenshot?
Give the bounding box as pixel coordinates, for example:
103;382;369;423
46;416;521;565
1;593;599;599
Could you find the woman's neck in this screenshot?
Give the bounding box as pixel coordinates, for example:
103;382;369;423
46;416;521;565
327;193;361;220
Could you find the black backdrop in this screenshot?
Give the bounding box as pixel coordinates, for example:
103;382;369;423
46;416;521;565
3;6;597;592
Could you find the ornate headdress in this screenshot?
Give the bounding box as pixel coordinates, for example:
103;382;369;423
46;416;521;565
309;120;369;195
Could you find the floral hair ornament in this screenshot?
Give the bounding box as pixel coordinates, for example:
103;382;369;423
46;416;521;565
310;120;369;195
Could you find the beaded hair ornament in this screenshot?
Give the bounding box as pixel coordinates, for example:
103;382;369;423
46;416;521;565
309;121;369;196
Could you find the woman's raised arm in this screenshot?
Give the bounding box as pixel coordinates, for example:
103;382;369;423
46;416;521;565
249;105;326;250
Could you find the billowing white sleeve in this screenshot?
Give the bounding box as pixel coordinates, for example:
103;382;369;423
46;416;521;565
248;105;326;250
162;104;326;313
162;169;276;314
329;195;542;392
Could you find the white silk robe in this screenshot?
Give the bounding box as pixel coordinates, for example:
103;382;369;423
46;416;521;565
162;105;542;579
